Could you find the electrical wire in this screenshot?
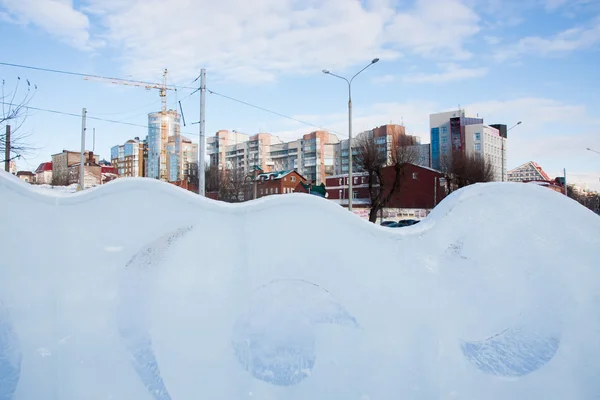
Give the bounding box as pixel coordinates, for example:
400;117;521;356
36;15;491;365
0;101;197;135
0;61;169;88
206;88;335;133
1;61;337;133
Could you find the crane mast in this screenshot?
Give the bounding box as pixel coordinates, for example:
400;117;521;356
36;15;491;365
83;69;175;181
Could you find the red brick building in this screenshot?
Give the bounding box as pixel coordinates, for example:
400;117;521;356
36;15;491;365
253;170;308;198
326;163;447;210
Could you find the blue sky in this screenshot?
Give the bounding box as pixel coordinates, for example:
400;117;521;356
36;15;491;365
1;0;599;189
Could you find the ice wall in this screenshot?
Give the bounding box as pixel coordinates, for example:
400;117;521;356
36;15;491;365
1;171;600;399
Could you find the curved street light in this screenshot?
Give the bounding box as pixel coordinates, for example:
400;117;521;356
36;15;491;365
587;147;600;156
502;121;523;181
322;58;379;211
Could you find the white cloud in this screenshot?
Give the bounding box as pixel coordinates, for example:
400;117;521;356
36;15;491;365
385;0;480;60
0;0;94;49
484;35;502;45
69;0;482;83
372;74;397;84
543;0;569;11
403;63;488;83
494;17;600;60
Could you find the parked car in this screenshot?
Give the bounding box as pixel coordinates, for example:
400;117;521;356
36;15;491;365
389;219;420;227
380;221;397;227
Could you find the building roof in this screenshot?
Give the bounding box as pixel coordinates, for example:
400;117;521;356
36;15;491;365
508;161;551;181
300;181;328;197
256;170;305;181
16;170;35;176
35;162;52;173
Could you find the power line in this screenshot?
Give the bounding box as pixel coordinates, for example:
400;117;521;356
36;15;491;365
2;61;338;133
0;61;172;89
0;101;196;135
206;88;336;133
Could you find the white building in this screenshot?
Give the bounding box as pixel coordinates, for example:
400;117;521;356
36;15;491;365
507;161;551;182
429;109;507;181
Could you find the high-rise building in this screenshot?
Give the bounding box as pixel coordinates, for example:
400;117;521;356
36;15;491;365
430;109;507;181
207;130;284;177
207;130;250;171
110;137;147;177
147;110;180;180
333;124;425;174
208;130;339;185
166;135;198;182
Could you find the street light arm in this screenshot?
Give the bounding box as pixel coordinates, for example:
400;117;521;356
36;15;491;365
588;147;600;155
508;121;522;131
350;61;376;84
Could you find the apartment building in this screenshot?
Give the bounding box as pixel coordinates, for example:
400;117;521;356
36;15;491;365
507;161;551;182
166;135;198;183
51;150;99;186
333;124;424;174
430;109;507;181
110;137;147;177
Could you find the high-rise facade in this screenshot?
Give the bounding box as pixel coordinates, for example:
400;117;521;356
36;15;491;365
333;124;426;175
208;130;339;185
147;110;180;180
430;109;507;181
110;137;147;177
166;135;198;182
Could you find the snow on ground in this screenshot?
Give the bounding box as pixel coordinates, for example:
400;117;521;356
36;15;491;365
1;170;600;399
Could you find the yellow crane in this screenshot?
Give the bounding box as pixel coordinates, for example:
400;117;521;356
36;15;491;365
83;69;176;180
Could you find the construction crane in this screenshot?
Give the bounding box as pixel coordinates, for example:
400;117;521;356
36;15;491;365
83;69;176;180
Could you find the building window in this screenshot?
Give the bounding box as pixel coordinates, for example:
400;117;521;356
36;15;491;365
354;177;357;184
474;132;481;141
339;189;342;198
353;190;358;199
441;137;448;144
412;172;418;180
474;143;481;151
291;176;296;182
275;188;278;194
260;189;263;195
338;178;342;185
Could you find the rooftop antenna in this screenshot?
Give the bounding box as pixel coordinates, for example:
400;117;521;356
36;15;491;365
401;117;404;126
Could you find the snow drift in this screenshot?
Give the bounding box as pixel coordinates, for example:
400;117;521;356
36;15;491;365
1;171;599;400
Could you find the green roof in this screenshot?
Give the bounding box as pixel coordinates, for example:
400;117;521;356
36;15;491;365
300;181;327;198
256;170;294;180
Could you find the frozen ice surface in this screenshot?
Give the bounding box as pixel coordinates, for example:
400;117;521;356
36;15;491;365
1;170;600;399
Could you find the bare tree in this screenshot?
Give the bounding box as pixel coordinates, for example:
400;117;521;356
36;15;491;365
440;150;494;192
1;78;37;165
218;167;247;203
205;163;219;193
355;133;419;223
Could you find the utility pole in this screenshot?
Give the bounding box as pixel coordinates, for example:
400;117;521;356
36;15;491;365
198;69;206;196
434;176;437;207
78;108;87;191
564;168;567;196
93;128;96;153
4;125;10;172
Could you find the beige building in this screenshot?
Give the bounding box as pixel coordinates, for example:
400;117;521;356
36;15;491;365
51;150;99;186
207;129;339;185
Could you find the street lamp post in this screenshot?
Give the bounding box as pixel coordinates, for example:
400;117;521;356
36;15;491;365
587;147;600;156
503;121;522;182
323;58;379;211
